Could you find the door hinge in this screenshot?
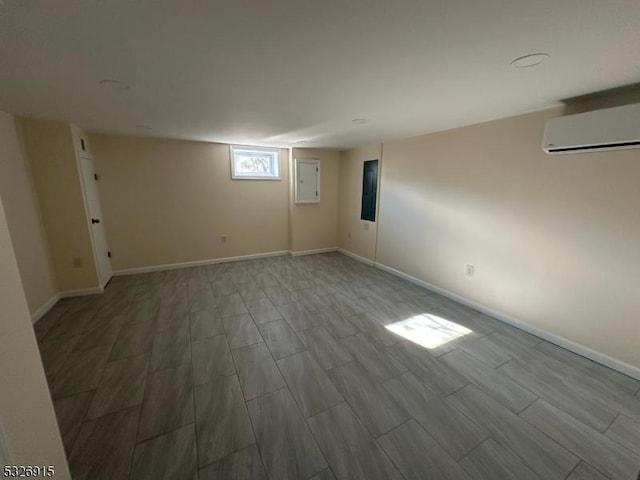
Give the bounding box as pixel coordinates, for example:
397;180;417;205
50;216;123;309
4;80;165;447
94;173;99;181
316;167;318;172
107;251;112;258
316;191;318;196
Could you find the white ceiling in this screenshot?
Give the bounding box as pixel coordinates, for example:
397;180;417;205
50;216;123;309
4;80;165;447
1;0;639;148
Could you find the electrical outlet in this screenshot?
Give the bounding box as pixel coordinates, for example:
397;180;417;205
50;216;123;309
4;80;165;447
220;235;227;244
72;257;83;268
466;264;475;277
347;231;351;239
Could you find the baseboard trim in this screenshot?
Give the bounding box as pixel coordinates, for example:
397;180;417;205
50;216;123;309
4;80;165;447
101;275;113;290
31;293;62;324
337;248;375;266
59;286;104;298
289;247;338;257
337;252;640;381
112;250;290;276
31;285;105;323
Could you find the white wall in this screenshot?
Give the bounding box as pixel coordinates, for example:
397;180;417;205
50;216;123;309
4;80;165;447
0;112;57;318
19;117;99;292
90;133;291;270
290;148;340;253
337;143;382;261
0;184;70;477
376;107;640;369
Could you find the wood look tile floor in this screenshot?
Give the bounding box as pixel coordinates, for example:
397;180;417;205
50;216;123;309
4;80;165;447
35;252;640;480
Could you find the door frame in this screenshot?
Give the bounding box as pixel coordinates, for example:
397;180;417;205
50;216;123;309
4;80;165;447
76;152;112;289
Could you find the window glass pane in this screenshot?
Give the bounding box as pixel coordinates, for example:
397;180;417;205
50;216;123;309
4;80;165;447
235;153;274;174
231;147;280;179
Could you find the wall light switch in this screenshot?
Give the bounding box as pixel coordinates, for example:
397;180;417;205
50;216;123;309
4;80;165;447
466;265;475;276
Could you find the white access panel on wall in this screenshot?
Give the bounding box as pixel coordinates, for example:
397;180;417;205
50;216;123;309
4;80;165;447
295;158;320;204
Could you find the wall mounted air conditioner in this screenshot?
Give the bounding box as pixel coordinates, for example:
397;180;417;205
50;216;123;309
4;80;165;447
542;102;640;154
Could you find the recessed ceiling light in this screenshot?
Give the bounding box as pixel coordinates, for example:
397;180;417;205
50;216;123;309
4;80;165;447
352;118;369;125
99;79;130;91
510;53;549;68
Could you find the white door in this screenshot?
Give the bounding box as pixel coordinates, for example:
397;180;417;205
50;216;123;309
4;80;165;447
79;155;112;286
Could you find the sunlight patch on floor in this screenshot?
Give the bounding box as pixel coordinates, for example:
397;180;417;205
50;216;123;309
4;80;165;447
385;314;472;349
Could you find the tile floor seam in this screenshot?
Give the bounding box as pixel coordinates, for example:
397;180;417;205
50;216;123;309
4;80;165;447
303;402;348;480
226;335;265;476
515;399;589;470
602;411;621;434
454;435;493;465
373;419;413;480
132;419;197;449
600;415;640;460
186;311;202;476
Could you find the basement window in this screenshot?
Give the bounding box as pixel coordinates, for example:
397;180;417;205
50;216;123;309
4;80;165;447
230;145;281;180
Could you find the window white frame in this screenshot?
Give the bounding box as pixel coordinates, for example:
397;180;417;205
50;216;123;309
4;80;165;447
230;145;281;180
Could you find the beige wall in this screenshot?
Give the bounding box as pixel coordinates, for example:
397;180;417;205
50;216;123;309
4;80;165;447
337;143;382;261
0;191;71;477
19;118;99;292
290;148;340;253
89;134;290;270
376;107;640;368
0;112;57;316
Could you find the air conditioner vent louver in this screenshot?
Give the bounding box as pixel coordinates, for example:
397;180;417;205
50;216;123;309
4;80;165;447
542;103;640;155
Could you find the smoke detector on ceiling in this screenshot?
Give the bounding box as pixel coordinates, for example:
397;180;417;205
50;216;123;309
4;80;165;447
99;79;130;91
510;53;549;68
